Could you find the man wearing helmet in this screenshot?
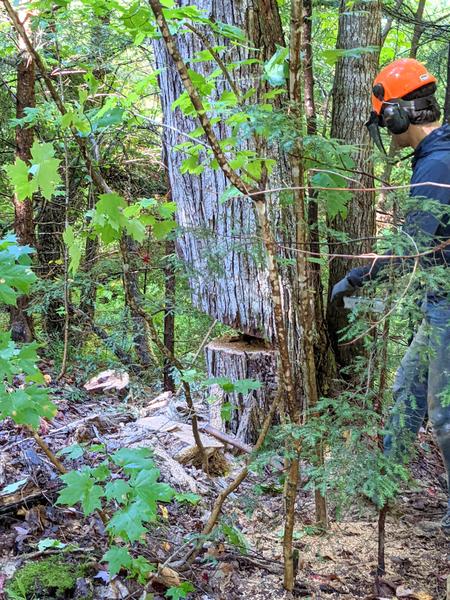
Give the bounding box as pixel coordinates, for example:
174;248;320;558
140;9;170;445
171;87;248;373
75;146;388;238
331;58;450;531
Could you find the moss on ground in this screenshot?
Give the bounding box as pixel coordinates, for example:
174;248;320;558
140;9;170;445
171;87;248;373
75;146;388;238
6;555;88;600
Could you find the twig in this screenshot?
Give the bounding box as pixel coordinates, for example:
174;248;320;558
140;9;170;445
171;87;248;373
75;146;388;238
341;228;420;346
15;546;94;562
184;23;241;100
198;424;252;454
28;429;68;474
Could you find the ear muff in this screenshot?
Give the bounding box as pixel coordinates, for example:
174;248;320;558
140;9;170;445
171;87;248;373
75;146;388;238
381;103;411;134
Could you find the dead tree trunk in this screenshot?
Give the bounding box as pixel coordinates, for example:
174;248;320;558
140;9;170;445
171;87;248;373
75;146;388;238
155;0;302;440
10;8;35;342
326;0;381;367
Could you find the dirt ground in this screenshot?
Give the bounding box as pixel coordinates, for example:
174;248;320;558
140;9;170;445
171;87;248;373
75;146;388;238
0;375;449;599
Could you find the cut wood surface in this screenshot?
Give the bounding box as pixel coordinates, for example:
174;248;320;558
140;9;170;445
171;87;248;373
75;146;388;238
205;337;278;443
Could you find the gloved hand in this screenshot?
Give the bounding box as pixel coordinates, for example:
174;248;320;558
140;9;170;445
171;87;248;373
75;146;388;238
331;276;356;303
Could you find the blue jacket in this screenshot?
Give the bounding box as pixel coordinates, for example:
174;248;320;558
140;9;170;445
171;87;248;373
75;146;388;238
347;123;450;289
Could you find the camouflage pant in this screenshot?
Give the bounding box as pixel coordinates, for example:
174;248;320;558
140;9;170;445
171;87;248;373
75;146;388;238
384;298;450;522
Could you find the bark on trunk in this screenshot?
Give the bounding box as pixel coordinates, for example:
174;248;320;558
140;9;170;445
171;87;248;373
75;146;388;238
10;9;35;342
121;235;154;368
327;0;381;367
205;337;277;443
163;238;176;392
444;43;450;125
79;189;99;320
154;0;291;341
36;196;65;336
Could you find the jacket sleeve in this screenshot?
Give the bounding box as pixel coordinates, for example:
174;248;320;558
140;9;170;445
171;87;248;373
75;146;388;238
346;158;449;288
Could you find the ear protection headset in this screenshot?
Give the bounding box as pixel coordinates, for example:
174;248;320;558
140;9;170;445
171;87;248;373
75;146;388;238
366;90;437;154
373;81;436;134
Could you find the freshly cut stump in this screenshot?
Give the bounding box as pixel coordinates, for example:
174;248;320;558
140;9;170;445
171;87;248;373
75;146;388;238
205;336;278;443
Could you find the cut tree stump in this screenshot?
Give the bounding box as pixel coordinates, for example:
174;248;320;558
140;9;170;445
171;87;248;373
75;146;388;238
205;336;278;443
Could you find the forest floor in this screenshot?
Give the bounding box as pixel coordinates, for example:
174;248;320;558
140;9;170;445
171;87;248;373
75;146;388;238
0;368;449;600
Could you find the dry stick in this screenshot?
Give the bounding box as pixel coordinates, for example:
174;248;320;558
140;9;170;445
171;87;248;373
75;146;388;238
1;0;209;473
28;428;67;473
27;428;109;525
199;424;252;454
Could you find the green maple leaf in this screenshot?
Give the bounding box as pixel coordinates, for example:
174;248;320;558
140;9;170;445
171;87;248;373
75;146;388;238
104;479;132;503
133;468;174;514
63;225;82;274
58;469;104;515
126;218;146;243
91;193;128;243
17;341;44;379
0;386;56;429
0;283;17;306
107;500;149;542
111;447;154;473
166;582;195;600
152;220;176;240
103;546;132;577
5;158;37;201
30;141;62;200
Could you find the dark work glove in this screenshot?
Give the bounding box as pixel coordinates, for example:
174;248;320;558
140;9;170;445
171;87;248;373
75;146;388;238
331;276;356;303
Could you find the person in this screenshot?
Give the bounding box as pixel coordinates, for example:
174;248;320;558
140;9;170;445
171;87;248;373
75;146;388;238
331;58;450;531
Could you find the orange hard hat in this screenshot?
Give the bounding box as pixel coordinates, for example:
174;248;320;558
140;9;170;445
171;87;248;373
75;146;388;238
371;59;436;115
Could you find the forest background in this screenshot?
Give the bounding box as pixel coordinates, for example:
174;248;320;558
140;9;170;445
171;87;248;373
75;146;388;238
1;0;450;598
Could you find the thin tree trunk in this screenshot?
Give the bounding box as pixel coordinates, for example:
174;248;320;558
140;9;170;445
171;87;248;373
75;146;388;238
36;197;65;336
162;147;176;392
163;238;176;392
79;235;99;319
302;0;335;395
10;8;35;342
409;0;425;59
327;0;381;367
444;43;450;125
121;235;154;368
